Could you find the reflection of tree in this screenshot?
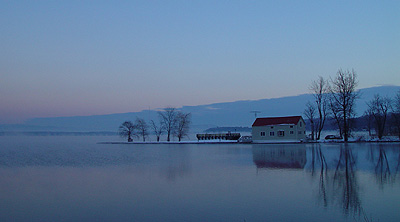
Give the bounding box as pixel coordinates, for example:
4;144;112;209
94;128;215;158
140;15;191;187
309;144;400;221
310;144;364;217
159;146;191;181
165;160;190;181
310;144;329;207
310;145;328;175
374;145;395;188
366;145;375;163
366;144;398;188
333;144;361;216
396;150;400;176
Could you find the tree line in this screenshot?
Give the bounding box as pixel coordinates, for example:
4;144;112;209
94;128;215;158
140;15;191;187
118;107;191;142
305;69;400;141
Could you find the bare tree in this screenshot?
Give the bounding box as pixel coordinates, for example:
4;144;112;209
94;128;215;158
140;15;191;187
119;121;136;142
328;95;344;138
366;94;391;139
304;101;316;140
151;120;164;142
363;109;374;137
174;112;191;142
135;117;149;142
158;107;178;142
309;76;328;140
391;90;400;139
329;69;359;142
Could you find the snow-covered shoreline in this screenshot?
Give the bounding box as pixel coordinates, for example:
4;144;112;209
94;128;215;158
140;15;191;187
99;139;400;145
98;140;239;145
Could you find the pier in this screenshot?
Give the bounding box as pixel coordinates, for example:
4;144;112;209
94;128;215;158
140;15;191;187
196;132;241;141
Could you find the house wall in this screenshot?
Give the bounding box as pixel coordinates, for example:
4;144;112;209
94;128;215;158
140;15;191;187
252;119;306;142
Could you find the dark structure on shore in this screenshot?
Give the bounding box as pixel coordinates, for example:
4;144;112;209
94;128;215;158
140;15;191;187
196;132;241;141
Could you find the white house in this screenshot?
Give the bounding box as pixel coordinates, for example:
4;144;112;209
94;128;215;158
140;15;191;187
252;116;306;143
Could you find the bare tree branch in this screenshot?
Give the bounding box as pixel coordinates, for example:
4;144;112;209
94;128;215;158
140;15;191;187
309;76;328;140
158;107;178;142
391;90;400;139
304;102;316;140
174;112;191;142
118;121;136;142
329;69;359;142
366;94;391;139
151;120;164;142
135;117;149;142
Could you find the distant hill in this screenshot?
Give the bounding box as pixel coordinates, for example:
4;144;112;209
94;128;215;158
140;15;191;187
1;85;399;133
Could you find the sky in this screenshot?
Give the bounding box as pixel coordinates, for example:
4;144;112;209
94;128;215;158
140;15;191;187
1;1;399;124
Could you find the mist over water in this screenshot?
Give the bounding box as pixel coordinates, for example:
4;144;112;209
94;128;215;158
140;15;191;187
0;136;399;221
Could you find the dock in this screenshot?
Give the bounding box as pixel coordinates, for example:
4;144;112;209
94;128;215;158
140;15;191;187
196;132;241;141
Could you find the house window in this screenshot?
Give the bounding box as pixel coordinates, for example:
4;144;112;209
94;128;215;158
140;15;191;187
261;132;266;137
278;130;285;137
290;131;294;135
304;131;306;135
290;126;293;128
270;132;275;136
300;122;302;127
271;126;274;129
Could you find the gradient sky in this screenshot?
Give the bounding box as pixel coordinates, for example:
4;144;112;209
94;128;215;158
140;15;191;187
1;1;399;124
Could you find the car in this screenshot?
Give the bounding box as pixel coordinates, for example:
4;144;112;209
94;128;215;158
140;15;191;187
238;136;252;143
325;135;343;140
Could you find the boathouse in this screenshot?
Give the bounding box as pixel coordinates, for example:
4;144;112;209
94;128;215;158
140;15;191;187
252;116;306;143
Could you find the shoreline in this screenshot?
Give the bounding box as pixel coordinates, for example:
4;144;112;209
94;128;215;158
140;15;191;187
98;140;400;145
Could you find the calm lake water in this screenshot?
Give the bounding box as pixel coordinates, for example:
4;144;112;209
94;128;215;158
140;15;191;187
0;136;399;222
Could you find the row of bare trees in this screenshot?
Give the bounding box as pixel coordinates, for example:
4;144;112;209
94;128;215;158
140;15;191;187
306;69;400;141
118;107;191;142
118;118;150;142
305;69;359;142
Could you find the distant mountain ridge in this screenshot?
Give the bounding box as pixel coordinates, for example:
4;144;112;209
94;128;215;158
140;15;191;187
1;85;399;132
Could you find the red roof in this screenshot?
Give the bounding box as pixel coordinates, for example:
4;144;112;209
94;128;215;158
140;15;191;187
252;116;303;127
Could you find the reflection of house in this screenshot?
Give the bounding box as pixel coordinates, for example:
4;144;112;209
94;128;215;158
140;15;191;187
252;145;307;169
252;116;306;143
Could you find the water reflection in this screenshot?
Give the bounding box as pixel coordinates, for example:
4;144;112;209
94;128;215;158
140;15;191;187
252;143;400;221
309;145;329;207
252;144;306;169
158;145;191;181
333;144;361;215
0;142;193;183
369;144;398;187
1;136;400;221
252;144;362;214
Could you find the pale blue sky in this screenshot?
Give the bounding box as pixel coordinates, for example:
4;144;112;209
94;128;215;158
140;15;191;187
1;1;399;123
